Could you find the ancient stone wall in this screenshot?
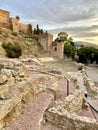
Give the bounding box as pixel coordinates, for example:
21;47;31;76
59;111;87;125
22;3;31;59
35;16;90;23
19;23;28;33
49;41;64;59
0;9;10;29
85;78;98;97
0;9;9;22
62;90;84;113
41;90;98;130
0;58;53;129
0;9;31;33
42;107;98;130
10;18;19;32
38;32;53;52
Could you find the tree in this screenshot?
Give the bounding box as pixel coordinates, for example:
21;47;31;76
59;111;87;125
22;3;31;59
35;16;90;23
57;32;73;44
77;46;98;64
64;43;75;58
34;24;44;35
36;24;40;34
16;16;20;21
58;32;68;41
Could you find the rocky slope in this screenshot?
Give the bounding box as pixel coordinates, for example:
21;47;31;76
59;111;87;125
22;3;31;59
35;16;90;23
0;27;46;58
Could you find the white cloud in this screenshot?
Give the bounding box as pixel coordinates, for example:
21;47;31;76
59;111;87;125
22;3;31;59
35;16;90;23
1;0;98;43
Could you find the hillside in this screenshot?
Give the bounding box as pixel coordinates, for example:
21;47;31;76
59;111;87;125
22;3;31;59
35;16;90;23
74;41;98;48
0;27;46;58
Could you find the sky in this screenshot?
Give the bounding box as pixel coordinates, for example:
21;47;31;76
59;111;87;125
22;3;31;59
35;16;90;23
1;0;98;43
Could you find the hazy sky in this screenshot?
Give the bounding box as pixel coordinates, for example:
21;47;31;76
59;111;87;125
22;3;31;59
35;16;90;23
1;0;98;43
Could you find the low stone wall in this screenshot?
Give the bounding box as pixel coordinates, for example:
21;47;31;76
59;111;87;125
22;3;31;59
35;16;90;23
0;75;51;129
62;90;84;113
41;90;98;130
85;78;98;98
42;107;98;130
0;59;27;129
0;59;26;99
52;90;84;114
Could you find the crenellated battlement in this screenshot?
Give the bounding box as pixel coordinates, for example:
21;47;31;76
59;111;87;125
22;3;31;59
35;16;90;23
0;9;31;33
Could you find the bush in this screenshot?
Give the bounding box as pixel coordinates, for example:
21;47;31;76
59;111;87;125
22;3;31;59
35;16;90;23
2;42;22;58
11;32;18;36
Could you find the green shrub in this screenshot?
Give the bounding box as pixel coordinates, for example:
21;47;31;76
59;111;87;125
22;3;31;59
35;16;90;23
11;32;18;36
2;42;22;58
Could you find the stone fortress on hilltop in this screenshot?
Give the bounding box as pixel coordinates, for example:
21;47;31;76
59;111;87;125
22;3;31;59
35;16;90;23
0;9;65;59
0;9;29;33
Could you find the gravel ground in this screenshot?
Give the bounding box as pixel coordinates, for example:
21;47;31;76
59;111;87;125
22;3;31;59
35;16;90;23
5;92;52;130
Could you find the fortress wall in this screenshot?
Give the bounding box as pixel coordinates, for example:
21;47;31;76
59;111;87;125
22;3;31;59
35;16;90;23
0;9;29;33
0;10;9;18
47;33;53;47
38;33;53;52
49;41;64;59
0;10;10;28
19;23;28;32
10;18;19;32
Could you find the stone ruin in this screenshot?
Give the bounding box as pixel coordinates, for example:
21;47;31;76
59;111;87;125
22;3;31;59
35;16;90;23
0;58;97;130
40;63;98;130
0;58;50;129
41;90;98;130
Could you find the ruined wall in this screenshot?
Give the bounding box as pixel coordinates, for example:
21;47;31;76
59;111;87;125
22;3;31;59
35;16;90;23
62;90;84;113
38;32;53;52
41;90;98;130
42;107;98;130
0;58;53;129
85;78;98;97
49;41;64;59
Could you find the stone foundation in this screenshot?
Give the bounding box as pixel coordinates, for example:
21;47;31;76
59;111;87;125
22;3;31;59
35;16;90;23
41;90;98;130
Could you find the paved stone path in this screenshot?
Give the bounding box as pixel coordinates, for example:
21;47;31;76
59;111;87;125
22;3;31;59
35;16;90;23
86;67;98;82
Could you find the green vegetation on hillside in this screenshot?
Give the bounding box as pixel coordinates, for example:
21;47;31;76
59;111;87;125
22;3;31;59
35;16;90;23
2;42;22;58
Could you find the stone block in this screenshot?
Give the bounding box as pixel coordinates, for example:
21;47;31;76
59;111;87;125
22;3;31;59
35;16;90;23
0;74;8;85
1;69;12;78
0;84;9;96
0;97;21;121
0;60;15;69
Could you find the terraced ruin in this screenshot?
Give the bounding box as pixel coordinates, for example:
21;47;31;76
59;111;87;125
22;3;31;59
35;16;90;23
0;58;97;130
